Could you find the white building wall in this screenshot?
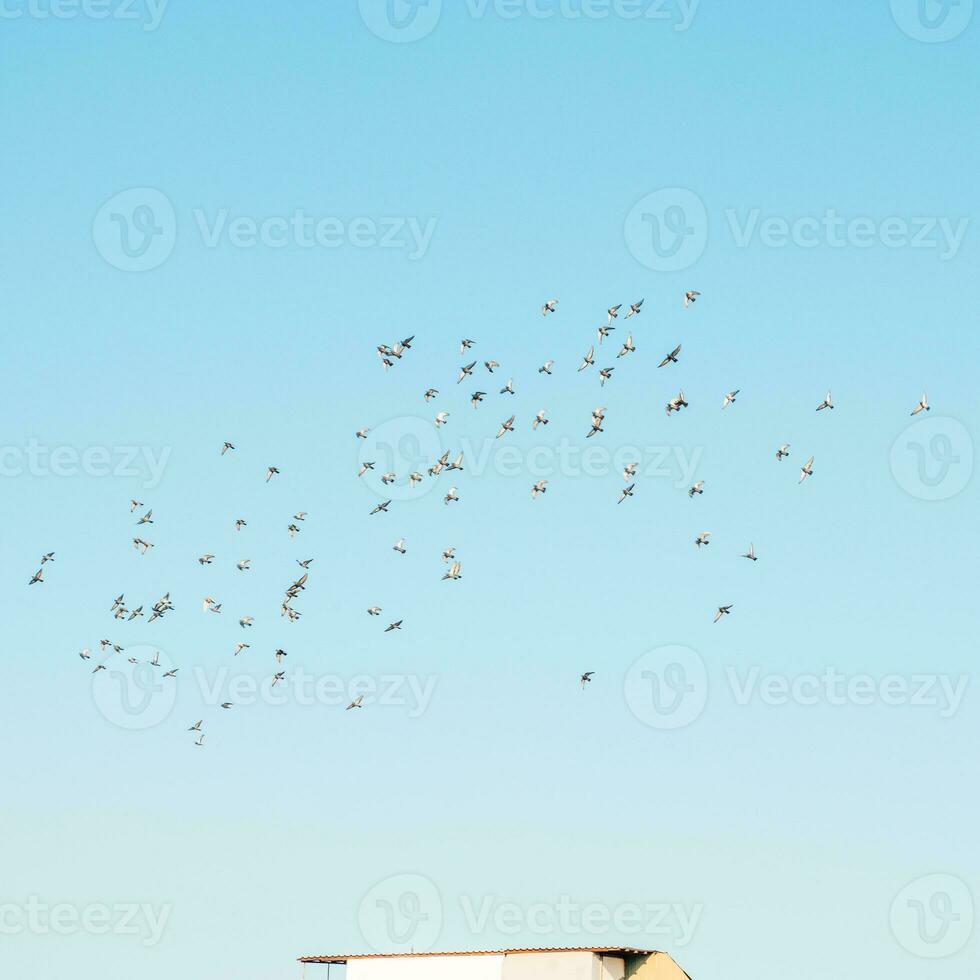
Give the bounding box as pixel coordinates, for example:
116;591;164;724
347;955;505;980
502;950;595;980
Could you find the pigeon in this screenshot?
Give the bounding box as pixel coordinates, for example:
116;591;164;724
188;720;202;732
742;543;758;561
578;346;595;371
347;696;364;710
658;344;681;367
221;441;235;454
358;461;375;477
713;604;733;622
618;483;635;504
457;361;477;384
538;360;554;375
367;607;381;616
408;472;423;486
234;642;250;656
800;456;814;484
220;703;232;710
684;290;701;307
695;532;711;548
239;616;254;627
133;538;153;555
587;407;606;438
689;481;704;497
816;390;834;411
274;649;287;663
580;671;595;688
287;523;300;538
385;620;403;632
444;487;459;505
776;444;790;461
235;519;247;531
910;393;930;416
198;554;215;565
484;360;499;374
722;389;739;409
272;671;286;687
607;304;622;324
380;473;395;485
297;558;314;568
496;416;515;438
136;509;153;525
194;735;205;747
393;538;406;554
446;452;464;472
442;561;462;581
542;299;558;316
533;410;549;430
434;411;450;427
424;388;439;402
442;548;455;562
265;466;280;482
597;325;615;344
625;299;643;318
623;462;638;481
236;559;251;571
471;391;486;408
78;649;91;660
499;377;515;395
355;428;369;439
666;390;689;416
616;333;635;358
369;500;391;515
531;480;548;499
460;339;474;354
599;367;615;386
129;500;142;512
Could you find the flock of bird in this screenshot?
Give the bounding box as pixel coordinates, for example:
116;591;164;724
37;290;932;741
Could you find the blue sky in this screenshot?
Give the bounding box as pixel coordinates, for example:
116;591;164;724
2;2;978;979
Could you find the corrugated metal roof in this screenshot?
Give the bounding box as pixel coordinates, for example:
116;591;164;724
299;947;661;964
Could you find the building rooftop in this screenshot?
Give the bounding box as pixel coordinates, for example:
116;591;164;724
299;947;662;965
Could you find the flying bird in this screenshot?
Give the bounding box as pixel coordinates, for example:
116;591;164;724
347;696;364;710
684;290;701;307
910;393;929;416
265;466;280;482
496;416;515;438
442;561;462;581
816;390;834;411
385;620;403;632
742;543;758;561
607;303;622;324
221;442;235;455
616;333;635;358
599;367;615;386
618;483;635;504
666;390;689;416
424;388;439;402
578;346;595;371
499;378;515;395
541;299;558;316
713;604;733;622
538;360;554;375
580;671;594;688
457;361;477;384
533;410;549;430
625;299;643;318
722;389;740;409
434;411;450;427
695;532;711;548
799;456;814;484
369;500;391;515
658;344;681;367
531;480;548;499
776;444;790;461
393;538;406;554
444;487;459;505
689;481;704;497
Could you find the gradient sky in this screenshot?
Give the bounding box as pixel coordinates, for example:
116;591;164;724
2;3;978;979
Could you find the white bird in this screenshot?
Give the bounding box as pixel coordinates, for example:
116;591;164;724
689;481;704;497
194;735;205;747
271;671;285;687
484;360;499;373
236;559;251;571
447;452;464;472
616;333;635;358
538;360;554;375
658;344;681;367
457;360;477;384
442;547;455;562
499;377;515;395
666;390;689;416
800;456;814;484
713;604;732;622
434;411;450;427
355;427;369;439
625;299;643;318
496;415;515;438
367;607;381;616
695;532;711;548
444;487;459;505
393;538;406;554
347;696;364;710
442;561;462;581
541;299;558;316
531;480;548;499
533;410;549;430
911;393;930;416
684;290;701;307
623;462;637;481
202;596;217;612
816;390;834;411
618;483;635;504
234;642;249;656
78;649;91;660
776;444;790;461
578;346;595;371
240;616;254;627
381;472;395;485
742;543;758;561
198;553;214;565
723;389;740;409
409;472;423;486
